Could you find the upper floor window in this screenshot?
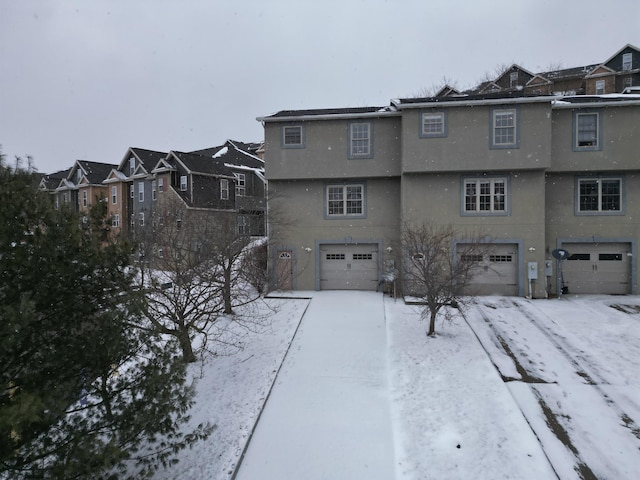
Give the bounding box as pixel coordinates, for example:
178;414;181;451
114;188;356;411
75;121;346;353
326;183;365;217
138;181;144;202
595;80;605;95
129;158;135;176
490;108;519;149
282;125;304;148
622;52;633;71
420;112;447;138
130;184;134;199
139;212;145;227
112;214;120;228
111;186;117;204
152;180;157;201
158;177;164;192
180;175;187;191
348;122;373;159
509;71;518;88
576;177;623;214
76;169;83;183
235;173;246;196
574;111;601;151
463;177;508;215
82;191;87;208
221;179;229;200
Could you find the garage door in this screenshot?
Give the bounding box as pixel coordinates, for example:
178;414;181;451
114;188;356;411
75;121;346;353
459;243;519;296
319;244;379;290
562;242;631;294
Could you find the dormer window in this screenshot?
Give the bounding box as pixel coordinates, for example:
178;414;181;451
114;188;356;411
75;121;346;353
622;52;633;71
76;169;82;183
180;175;187;191
595;80;605;95
129;158;135;176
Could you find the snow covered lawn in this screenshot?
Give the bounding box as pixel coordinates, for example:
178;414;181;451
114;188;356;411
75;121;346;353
152;293;640;480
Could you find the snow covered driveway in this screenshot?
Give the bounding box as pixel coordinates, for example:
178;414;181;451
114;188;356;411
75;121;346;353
236;291;395;479
467;295;640;480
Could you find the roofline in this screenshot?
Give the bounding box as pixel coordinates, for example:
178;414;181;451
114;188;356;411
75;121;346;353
391;95;558;109
257;109;400;123
551;97;640;109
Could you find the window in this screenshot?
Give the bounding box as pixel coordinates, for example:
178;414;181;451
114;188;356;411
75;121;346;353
326;253;345;260
130;184;134;198
152;180;157;201
348;122;373;158
577;177;622;214
237;215;247;235
353;253;373;260
129;158;135;176
220;179;229;200
138;181;144;202
54;196;59;210
130;214;135;227
489;255;513;263
180;175;187;191
595;80;605;95
111;186;117;204
491;108;518;148
158;177;164;193
326;184;365;217
282;125;304;148
139;212;145;227
82;191;87;207
157;247;164;258
235;173;246;196
461;254;483;262
77;169;83;183
420;112;447;138
112;214;120;228
622;52;633;71
624;76;633;88
463;177;508;214
574;111;601;150
509;71;518;88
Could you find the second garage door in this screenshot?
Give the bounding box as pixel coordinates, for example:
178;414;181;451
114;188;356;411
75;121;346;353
459;243;519;296
561;242;631;294
319;244;379;290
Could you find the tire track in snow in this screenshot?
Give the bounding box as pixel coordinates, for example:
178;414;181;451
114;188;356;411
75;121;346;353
510;298;640;443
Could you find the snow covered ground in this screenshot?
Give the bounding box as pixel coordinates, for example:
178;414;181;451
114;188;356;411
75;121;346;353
152;292;640;480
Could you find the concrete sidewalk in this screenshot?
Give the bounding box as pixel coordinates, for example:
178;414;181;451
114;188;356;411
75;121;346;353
235;291;396;479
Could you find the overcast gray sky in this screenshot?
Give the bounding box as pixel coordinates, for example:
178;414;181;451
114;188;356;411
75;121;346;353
1;0;639;173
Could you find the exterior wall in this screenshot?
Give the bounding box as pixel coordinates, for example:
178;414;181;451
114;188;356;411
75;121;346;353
545;172;640;293
584;75;616;95
105;181;126;236
401;102;552;173
550;104;640;172
265;115;402;181
401;170;547;297
268;177;401;291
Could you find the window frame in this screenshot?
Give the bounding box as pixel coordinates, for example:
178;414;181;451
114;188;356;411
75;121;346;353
129;158;135;176
180;175;188;191
158;177;164;193
461;176;510;216
419;111;447;138
112;214;120;228
595;79;605;95
281;124;305;148
220;178;229;200
82;191;87;208
235;173;246;196
139;212;145;227
575;176;624;216
622;52;633;71
573;110;602;152
347;121;373;159
138;181;144;202
490;107;519;149
111;186;117;204
324;182;367;219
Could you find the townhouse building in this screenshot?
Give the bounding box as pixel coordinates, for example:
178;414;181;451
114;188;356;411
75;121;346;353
259;89;640;297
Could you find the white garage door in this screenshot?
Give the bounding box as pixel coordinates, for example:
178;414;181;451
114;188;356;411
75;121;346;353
319;244;379;290
562;242;631;294
460;243;519;296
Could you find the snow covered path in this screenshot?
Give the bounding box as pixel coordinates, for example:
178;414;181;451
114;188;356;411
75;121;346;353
235;291;396;479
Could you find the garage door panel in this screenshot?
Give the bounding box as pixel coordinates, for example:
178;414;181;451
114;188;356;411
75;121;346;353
320;244;379;290
460;244;519;296
562;243;631;294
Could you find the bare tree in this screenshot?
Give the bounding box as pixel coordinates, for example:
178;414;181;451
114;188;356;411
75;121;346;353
401;221;490;336
133;196;262;362
411;76;459;98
